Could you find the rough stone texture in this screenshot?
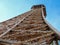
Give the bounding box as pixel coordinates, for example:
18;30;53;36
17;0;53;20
0;5;57;45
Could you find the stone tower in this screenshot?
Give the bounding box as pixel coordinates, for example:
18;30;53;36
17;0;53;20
0;4;59;45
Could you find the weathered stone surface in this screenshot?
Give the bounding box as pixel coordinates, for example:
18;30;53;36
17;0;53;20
0;5;56;45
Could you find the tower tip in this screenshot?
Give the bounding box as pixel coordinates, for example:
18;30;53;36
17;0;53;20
31;4;45;9
31;4;46;17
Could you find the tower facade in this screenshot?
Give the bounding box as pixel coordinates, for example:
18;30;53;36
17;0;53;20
0;4;59;45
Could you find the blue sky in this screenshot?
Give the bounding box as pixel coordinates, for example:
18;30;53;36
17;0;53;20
0;0;60;32
0;0;60;44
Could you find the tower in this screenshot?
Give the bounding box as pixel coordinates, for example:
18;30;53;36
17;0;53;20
0;4;59;45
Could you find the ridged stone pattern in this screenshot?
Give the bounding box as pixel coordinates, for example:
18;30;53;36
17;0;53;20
0;5;56;45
